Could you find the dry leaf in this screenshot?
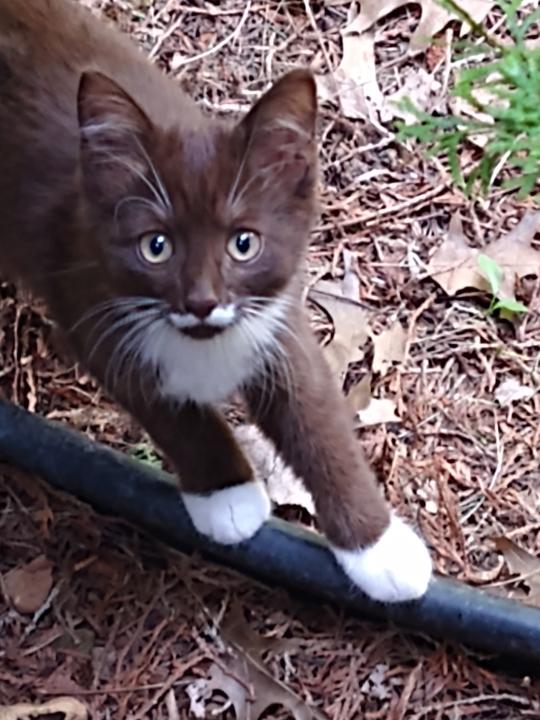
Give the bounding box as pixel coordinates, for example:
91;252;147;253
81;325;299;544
484;213;540;298
0;698;87;720
493;537;540;607
358;397;400;426
311;261;370;381
360;663;391;701
347;374;400;425
372;321;408;376
4;555;53;615
427;212;540;300
347;0;493;54
384;67;441;124
427;214;484;295
234;425;315;515
495;378;535;407
346;373;372;413
317;28;383;121
195;603;325;720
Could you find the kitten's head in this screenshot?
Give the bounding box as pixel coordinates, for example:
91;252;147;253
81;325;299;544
77;69;318;346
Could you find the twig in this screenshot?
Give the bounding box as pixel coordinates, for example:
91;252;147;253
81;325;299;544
173;1;252;70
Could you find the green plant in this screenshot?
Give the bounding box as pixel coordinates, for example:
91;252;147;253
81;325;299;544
476;253;528;314
398;0;540;198
129;442;163;469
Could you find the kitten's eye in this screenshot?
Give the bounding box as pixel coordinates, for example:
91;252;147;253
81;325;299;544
139;233;173;264
227;230;262;263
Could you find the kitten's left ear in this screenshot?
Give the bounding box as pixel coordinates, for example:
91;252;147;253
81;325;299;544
77;72;153;199
239;70;318;198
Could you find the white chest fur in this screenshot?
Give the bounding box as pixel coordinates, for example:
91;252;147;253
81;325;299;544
141;299;288;404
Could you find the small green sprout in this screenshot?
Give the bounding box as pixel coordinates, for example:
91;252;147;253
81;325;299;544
398;0;540;199
476;253;528;315
129;442;163;468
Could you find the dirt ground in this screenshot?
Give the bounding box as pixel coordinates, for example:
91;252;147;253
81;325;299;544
1;0;540;718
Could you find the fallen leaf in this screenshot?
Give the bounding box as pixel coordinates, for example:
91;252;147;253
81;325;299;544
185;679;207;719
234;425;315;515
384;67;441;124
360;663;391;701
199;603;325;720
484;213;540;299
4;555;53;615
317;27;383;121
371;321;408;376
358;397;400;426
495;378;535;407
310;259;370;381
427;214;484;295
427;212;540;300
346;373;372;413
346;0;493;54
0;698;87;720
223;601;294;661
347;375;400;425
493;537;540;607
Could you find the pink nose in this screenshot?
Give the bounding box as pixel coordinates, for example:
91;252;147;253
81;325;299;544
185;297;218;320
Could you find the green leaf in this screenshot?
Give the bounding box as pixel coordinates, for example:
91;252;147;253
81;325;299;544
492;297;528;314
477;253;503;295
129;442;163;468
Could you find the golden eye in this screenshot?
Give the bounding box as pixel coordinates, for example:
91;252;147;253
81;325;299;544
139;233;173;264
227;230;263;263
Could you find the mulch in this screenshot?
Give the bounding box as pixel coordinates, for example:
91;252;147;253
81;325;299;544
1;1;539;717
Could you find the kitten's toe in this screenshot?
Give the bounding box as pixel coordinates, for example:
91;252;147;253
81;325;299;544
182;480;271;545
332;515;432;603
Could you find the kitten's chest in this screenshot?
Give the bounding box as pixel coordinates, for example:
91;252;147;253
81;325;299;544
143;322;269;404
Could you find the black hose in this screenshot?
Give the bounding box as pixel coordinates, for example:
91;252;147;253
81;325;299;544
1;400;539;667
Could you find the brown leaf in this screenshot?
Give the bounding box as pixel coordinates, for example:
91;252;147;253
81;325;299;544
0;698;87;720
385;67;441;124
495;378;535;407
4;555;53;615
427;212;540;299
317;26;383;122
346;373;372;413
493;537;540;607
347;0;493;54
484;213;540;298
357;397;400;426
427;214;484;296
311;265;370;382
347;374;400;426
372;321;408;376
206;602;326;720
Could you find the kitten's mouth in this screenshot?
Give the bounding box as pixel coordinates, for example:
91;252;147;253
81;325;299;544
168;308;236;340
180;324;225;340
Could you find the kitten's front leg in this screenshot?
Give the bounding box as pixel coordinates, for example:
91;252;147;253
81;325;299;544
146;401;271;544
243;317;432;602
108;380;271;545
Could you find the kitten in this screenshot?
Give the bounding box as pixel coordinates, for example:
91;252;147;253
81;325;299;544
0;0;431;602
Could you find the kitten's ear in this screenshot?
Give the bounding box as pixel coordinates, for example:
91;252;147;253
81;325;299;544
77;72;152;199
239;70;318;198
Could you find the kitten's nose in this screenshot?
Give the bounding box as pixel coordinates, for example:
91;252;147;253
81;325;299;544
185;294;218;320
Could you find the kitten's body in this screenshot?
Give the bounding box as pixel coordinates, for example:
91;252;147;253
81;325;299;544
0;0;431;601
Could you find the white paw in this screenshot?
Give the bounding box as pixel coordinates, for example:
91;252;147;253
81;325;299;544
332;515;432;603
182;480;271;545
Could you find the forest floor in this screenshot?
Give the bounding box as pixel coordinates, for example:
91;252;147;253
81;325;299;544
1;0;540;718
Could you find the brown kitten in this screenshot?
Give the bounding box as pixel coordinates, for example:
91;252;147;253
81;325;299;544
0;0;431;601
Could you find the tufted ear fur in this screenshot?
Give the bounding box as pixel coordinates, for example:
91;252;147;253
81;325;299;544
77;71;153;203
236;69;318;200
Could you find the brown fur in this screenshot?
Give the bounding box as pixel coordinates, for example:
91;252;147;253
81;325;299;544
0;0;390;550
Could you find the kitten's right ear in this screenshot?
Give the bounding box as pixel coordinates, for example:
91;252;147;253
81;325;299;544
238;69;318;200
77;72;152;199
